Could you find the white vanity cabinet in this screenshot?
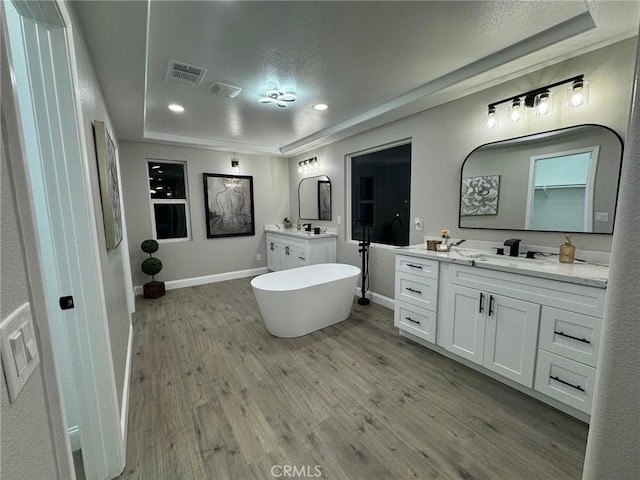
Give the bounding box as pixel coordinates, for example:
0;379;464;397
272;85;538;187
393;249;608;420
394;255;439;343
266;232;336;272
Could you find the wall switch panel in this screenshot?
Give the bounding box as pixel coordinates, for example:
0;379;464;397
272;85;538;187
256;253;262;262
414;217;424;231
595;212;609;222
337;216;342;225
1;303;39;402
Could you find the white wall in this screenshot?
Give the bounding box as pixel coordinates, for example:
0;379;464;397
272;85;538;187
1;109;58;480
68;5;132;408
289;38;637;298
119;141;290;287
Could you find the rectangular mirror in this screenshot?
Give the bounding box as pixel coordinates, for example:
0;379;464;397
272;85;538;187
459;124;623;233
299;175;331;220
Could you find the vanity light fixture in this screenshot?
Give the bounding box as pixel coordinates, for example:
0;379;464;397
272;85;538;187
568;79;589;108
298;157;319;173
486;74;585;128
509;98;523;123
486;106;498;129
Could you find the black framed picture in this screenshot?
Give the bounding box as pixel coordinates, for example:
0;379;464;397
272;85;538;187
203;173;255;238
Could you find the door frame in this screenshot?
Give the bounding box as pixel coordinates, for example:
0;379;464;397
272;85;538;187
2;1;126;478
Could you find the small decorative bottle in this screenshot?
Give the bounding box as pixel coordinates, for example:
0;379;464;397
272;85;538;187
559;234;576;264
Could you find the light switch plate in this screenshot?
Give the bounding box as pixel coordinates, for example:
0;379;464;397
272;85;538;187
595;212;609;222
1;303;39;402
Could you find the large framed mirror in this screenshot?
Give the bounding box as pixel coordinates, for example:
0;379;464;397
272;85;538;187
299;175;331;220
459;124;623;234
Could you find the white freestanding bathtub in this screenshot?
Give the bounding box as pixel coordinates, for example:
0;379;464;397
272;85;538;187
251;263;361;338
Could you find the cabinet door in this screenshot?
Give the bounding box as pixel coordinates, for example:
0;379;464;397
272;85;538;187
266;240;282;271
443;284;485;365
282;244;298;270
483;295;540;387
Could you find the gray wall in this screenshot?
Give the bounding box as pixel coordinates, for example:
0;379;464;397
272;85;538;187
1;111;57;480
288;38;636;299
69;6;132;407
119;141;289;286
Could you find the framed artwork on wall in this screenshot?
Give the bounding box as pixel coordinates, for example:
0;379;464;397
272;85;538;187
93;121;123;249
203;173;255;238
460;175;500;216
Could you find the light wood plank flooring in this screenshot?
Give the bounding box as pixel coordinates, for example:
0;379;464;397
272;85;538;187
119;277;588;479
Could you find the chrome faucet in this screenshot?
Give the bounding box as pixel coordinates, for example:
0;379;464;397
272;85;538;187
302;223;312;232
504;238;521;257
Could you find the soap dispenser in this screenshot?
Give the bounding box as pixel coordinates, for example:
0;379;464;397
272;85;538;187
559;234;576;264
296;219;301;230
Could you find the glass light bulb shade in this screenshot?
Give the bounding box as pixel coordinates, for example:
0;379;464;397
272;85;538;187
486;109;498;130
534;92;552;116
567;81;589;108
509;100;522;123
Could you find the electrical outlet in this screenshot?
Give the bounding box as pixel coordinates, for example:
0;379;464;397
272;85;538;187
595;212;609;222
256;254;262;262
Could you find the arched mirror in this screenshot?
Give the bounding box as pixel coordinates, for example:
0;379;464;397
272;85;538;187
298;175;331;220
459;124;623;233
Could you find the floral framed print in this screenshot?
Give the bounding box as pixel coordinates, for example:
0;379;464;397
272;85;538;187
93;121;123;249
460;175;500;216
203;173;255;238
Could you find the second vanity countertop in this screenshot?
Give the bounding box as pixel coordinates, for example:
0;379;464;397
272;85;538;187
396;245;609;289
264;225;337;239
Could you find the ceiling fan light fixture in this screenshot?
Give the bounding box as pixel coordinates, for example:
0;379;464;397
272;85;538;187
259;85;296;107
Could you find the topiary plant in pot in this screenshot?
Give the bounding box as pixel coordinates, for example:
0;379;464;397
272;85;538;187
141;239;165;299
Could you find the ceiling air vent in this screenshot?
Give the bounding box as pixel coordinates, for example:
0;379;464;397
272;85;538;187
210;82;242;99
166;60;206;87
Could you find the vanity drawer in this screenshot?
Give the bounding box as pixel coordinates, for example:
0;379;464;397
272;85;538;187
396;255;439;280
395;272;438;311
534;350;596;414
394;302;436;343
539;307;601;367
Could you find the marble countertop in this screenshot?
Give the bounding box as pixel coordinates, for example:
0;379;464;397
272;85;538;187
396;245;609;288
264;225;337;239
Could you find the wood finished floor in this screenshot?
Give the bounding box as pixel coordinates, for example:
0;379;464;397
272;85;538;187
120;277;588;480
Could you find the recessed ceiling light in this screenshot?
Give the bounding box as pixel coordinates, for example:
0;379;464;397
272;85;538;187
314;103;328;111
168;103;184;113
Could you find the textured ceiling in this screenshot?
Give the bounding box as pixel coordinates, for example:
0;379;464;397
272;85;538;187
73;1;640;157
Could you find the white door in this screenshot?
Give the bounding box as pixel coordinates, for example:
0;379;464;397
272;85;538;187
4;2;125;479
483;294;540;387
443;284;486;365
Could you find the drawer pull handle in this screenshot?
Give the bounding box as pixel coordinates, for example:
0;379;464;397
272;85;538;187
405;287;422;294
406;263;423;270
479;292;485;314
405;316;421;325
550;375;585;393
488;295;495;316
285;246;290;255
554;330;591;345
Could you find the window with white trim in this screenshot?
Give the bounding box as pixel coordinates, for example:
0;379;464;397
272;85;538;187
148;160;191;241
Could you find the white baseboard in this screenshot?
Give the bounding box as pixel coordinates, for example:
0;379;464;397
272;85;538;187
120;322;133;445
69;425;80;452
354;287;395;310
134;267;269;295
